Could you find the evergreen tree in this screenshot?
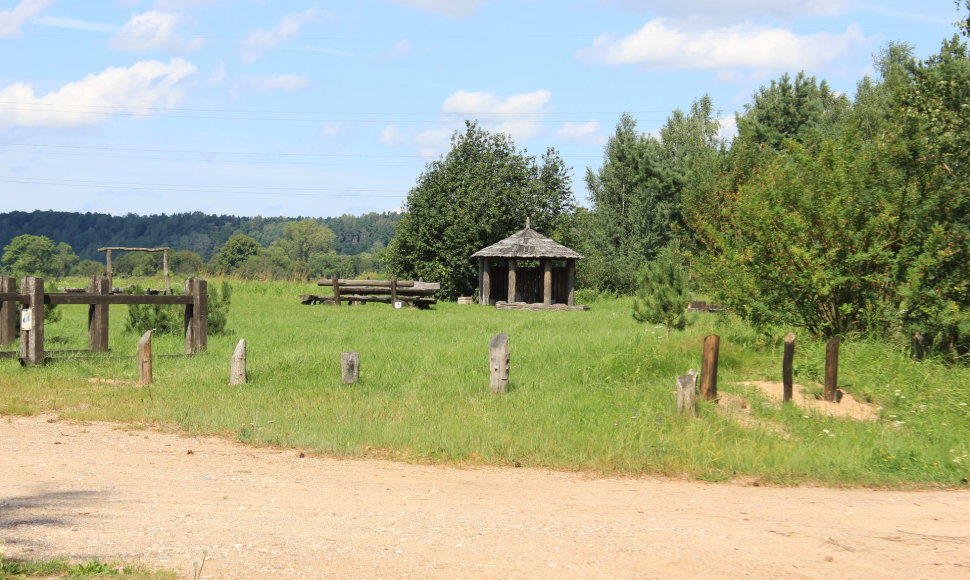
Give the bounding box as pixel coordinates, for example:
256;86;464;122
632;247;690;334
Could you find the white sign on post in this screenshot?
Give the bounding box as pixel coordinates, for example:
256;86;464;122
394;301;403;309
20;308;32;331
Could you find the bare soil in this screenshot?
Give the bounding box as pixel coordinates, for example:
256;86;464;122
1;415;968;579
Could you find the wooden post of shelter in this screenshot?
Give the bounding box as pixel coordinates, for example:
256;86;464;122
824;337;840;402
488;332;510;394
19;276;45;366
782;332;796;403
480;260;491;305
137;330;152;385
542;260;553;305
341;352;360;384
507;260;517;303
88;275;110;352
183;278;208;354
0;276;16;347
699;334;719;401
230;339;247;386
566;259;576;306
677;369;698;415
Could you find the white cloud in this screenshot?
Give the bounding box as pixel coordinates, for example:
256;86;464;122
578;18;865;72
381;125;453;158
0;58;197;128
603;0;847;22
241;8;329;63
0;0;54;35
717;115;738;142
239;74;310;92
111;11;202;53
389;0;491;17
35;16;118;33
442;89;551;141
557;121;603;145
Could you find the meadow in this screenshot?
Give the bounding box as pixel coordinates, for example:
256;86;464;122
1;276;968;488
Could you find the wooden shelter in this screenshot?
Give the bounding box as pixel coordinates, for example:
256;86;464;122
471;226;585;309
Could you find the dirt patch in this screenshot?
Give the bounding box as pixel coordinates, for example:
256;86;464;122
731;381;881;421
2;415;968;579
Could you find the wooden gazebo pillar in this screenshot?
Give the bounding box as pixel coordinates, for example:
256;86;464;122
507;259;518;303
479;258;491;305
543;259;553;305
566;259;576;306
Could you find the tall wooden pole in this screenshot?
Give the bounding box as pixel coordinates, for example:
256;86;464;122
19;276;45;366
88;275;110;352
782;332;796;403
543;260;553;305
481;259;491;305
507;260;517;303
700;334;719;401
824;337;840;402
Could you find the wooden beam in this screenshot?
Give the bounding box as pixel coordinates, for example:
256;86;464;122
41;294;193;306
317;279;418;288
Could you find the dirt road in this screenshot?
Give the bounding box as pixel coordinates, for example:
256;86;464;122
1;415;968;579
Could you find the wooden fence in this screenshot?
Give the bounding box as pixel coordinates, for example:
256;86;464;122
0;275;208;365
300;277;439;308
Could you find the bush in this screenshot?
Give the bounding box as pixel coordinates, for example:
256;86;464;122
124;281;232;336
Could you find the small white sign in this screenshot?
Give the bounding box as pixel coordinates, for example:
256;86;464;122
20;308;32;331
394;301;403;309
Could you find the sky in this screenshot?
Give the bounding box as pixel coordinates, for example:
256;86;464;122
0;0;964;219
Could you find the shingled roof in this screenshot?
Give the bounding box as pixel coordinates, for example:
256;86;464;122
471;227;584;260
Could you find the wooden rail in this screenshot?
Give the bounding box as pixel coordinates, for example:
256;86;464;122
302;277;439;308
0;275;208;365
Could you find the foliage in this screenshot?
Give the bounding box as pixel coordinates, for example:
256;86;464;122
581;99;721;293
271;219;336;263
631;247;690;333
170;250;204;274
124;281;232;336
386;121;575;299
0;555;176;578
211;234;261;274
1;234;78;278
74;259;106;276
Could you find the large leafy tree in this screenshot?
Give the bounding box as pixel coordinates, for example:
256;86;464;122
386;121;574;299
272;219;336;264
212;234;261;273
2;234;78;278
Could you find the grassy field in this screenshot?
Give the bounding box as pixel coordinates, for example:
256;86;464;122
1;276;968;488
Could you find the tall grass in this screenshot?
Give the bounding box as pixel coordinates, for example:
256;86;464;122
1;276;968;487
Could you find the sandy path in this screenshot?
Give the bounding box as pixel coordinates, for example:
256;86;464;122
1;415;968;579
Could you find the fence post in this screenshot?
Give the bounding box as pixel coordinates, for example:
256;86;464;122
390;276;398;306
699;334;719;401
911;331;924;361
341;351;359;384
137;330;152;385
488;332;510;394
824;336;840;402
0;276;16;347
19;276;45;366
230;339;247;386
88;275;110;352
331;275;341;306
677;369;698;416
183;278;208;354
782;332;796;403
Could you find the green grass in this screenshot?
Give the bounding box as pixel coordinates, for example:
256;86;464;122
1;275;968;488
0;556;176;579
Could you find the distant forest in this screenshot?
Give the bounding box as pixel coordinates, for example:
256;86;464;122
0;210;401;261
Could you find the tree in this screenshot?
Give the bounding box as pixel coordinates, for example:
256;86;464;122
212;234;261;273
386;121;575;299
632;246;690;334
170;250;204;274
272;219;336;263
2;234;77;278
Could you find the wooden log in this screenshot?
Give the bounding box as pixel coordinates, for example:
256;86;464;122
677;369;698;416
88;275;110;352
782;332;796;403
341;352;360;384
699;334;719;401
824;336;840;403
389;277;398;305
507;260;517;304
543;260;553;306
0;276;16;347
230;339;247;386
42;294;193;306
488;332;510;394
317;279;419;288
137;330;152;385
493;301;589;311
19;276;45;366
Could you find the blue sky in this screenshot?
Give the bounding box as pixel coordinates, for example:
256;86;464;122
0;0;963;218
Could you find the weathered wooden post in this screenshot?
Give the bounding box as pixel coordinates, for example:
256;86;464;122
390;276;398;306
699;334;719;401
229;339;247;386
341;351;359;384
677;369;698;416
137;330;153;385
162;248;171;295
0;276;16;347
782;332;796;403
507;260;517;303
488;332;510;394
331;275;341;306
88;275;110;352
481;259;491;305
105;248;113;289
911;331;924;362
19;276;45;366
566;259;576;306
183;278;208;354
824;336;840;402
543;260;553;305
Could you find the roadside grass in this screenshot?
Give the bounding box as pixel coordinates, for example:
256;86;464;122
0;555;175;579
0;276;968;488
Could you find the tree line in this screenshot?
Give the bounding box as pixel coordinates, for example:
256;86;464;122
386;29;969;361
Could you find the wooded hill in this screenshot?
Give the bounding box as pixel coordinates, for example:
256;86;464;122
0;210;400;261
